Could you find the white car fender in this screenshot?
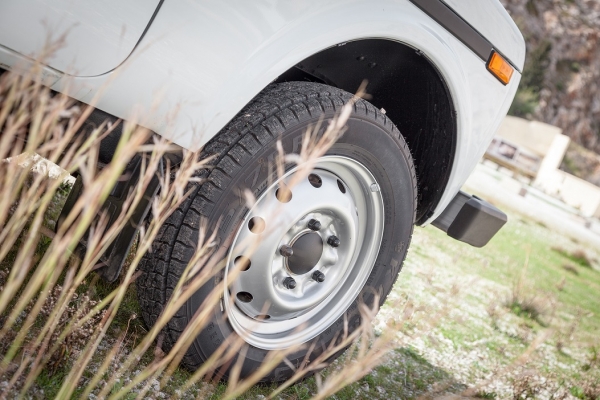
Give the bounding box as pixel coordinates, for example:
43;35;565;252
0;0;523;224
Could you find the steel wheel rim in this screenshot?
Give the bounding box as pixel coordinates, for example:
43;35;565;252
224;155;384;350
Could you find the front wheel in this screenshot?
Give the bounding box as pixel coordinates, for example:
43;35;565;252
137;82;417;382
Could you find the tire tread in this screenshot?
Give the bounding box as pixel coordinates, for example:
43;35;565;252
136;81;417;371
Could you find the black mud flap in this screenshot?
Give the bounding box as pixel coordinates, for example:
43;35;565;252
432;191;507;248
57;154;162;282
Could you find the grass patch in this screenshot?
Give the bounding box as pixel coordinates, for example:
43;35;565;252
552;246;594;269
563;264;580;275
506;298;548;324
475;391;498;399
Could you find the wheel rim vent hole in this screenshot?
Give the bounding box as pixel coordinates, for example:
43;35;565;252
248;217;265;234
237;292;253;303
255;315;271;321
234;256;251;271
276;186;292;203
337;179;346;194
308;173;322;188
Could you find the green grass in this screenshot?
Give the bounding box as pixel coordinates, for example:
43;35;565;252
417;215;600;344
385;210;600;396
35;365;71;399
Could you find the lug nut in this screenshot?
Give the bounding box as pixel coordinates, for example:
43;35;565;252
279;244;293;257
307;219;321;231
327;235;340;248
312;270;325;283
283;277;297;289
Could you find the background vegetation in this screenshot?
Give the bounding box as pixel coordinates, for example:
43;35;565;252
502;0;600;185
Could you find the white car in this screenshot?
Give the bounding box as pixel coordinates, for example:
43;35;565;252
0;0;524;382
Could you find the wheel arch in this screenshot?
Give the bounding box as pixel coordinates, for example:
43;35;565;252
274;39;457;224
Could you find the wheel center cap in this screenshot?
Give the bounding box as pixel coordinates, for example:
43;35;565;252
287;232;323;275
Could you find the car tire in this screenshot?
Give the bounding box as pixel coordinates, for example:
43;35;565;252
136;81;417;382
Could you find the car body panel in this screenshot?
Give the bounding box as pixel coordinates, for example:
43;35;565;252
442;0;526;69
0;0;523;225
0;0;161;76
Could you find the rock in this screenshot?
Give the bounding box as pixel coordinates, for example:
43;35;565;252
501;0;600;158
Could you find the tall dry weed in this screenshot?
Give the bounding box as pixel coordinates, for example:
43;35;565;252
505;246;554;326
0;66;408;399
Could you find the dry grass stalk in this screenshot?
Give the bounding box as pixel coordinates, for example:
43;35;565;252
1;63;407;400
504;246;553;325
0;64;210;397
561;264;579;275
457;329;553;399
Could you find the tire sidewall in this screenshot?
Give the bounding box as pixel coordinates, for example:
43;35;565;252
188;110;415;381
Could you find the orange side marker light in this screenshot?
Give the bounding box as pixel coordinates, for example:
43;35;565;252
487;51;514;85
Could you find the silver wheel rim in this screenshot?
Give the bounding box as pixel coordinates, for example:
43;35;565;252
224;156;384;350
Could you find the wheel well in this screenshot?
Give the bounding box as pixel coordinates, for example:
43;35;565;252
275;39;457;224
